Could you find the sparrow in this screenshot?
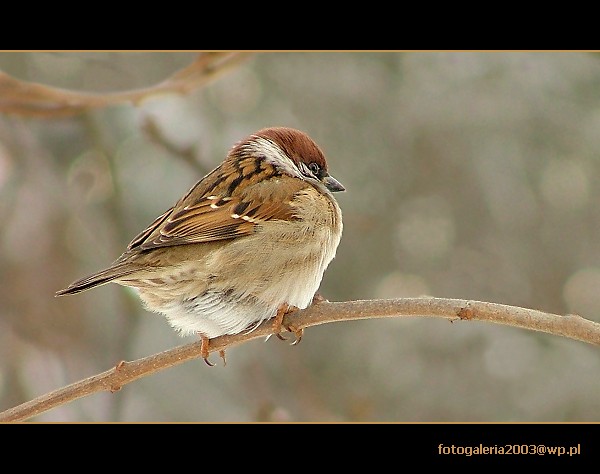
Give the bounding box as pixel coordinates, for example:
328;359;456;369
56;127;345;365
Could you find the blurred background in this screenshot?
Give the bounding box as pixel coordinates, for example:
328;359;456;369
1;51;599;422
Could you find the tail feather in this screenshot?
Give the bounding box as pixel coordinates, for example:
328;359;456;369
55;264;137;297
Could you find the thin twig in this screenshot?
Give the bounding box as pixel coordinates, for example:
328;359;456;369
141;117;209;175
1;297;598;422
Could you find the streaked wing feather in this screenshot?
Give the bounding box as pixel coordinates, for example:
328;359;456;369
137;194;296;251
128;207;172;250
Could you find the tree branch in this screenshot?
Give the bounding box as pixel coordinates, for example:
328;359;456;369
0;52;254;117
1;297;598;422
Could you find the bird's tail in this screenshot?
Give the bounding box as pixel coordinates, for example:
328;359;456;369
55;263;137;296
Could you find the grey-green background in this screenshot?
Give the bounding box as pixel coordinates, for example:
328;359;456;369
1;52;599;421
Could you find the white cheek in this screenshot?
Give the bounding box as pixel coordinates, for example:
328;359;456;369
248;137;301;178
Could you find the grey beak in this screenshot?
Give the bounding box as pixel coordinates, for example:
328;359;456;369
323;175;345;193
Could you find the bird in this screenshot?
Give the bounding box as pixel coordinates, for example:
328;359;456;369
56;127;345;365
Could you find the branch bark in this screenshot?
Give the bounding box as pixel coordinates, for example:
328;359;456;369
1;297;599;422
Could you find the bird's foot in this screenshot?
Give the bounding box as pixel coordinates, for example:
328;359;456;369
200;335;226;366
272;303;303;345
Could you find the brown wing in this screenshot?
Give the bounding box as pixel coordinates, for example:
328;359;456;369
130;173;306;251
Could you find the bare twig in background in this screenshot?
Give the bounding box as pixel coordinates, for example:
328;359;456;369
0;52;253;117
1;297;598;422
141;117;209;175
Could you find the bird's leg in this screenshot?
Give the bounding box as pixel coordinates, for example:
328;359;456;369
199;335;226;366
200;335;215;367
272;303;303;345
279;292;327;345
273;303;292;340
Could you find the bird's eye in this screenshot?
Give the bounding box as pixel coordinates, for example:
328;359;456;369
308;162;320;175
